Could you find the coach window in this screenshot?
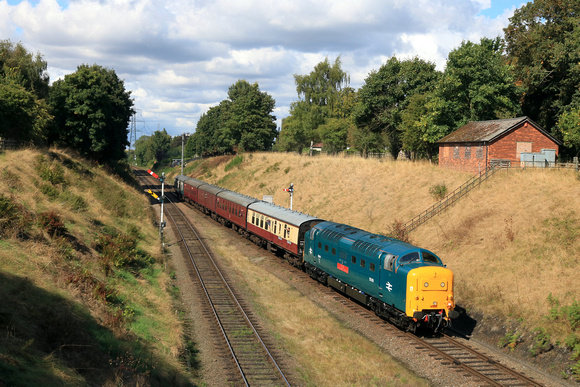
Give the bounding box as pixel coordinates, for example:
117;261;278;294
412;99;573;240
266;219;270;230
260;216;264;228
273;221;277;234
252;213;256;224
361;259;366;268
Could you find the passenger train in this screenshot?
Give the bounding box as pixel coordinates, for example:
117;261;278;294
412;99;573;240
174;174;458;332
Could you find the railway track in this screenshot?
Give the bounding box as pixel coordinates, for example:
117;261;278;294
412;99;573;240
418;333;544;386
135;169;552;386
136;170;291;386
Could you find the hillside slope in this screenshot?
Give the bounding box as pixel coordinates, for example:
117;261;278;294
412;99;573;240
0;149;194;386
170;152;580;378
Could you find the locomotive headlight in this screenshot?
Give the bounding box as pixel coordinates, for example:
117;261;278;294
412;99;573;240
440;282;446;287
424;282;429;287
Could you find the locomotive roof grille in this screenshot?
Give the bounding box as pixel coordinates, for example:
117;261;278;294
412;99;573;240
320;229;343;243
352;240;381;256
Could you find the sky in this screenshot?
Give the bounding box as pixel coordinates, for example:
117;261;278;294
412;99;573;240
1;0;527;141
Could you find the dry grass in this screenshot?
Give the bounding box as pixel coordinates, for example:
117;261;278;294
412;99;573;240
172;153;580;342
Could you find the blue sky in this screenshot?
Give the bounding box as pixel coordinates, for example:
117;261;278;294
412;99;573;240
1;0;527;139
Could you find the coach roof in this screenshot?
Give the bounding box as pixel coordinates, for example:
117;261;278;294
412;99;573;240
249;201;320;227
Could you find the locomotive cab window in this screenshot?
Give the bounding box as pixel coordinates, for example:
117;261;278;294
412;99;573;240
399;252;420;264
421;251;440;264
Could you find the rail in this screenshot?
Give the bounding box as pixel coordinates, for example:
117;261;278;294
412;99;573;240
402;166;500;235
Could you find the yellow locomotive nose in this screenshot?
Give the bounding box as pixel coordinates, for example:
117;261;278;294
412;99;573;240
406;266;455;319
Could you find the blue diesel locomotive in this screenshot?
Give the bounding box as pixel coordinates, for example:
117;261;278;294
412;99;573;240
303;221;458;332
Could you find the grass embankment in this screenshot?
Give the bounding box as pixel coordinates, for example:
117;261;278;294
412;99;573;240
0;149;196;386
170;152;580;380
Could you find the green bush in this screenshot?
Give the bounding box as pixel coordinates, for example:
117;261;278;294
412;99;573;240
429;183;448;200
224;155;244;172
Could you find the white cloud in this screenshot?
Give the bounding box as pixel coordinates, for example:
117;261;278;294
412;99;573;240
2;0;521;136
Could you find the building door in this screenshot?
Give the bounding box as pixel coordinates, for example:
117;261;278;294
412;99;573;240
516;142;532;160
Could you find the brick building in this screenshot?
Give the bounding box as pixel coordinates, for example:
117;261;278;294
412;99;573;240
437;116;562;173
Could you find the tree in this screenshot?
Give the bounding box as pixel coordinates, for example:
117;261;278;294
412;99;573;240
421;38;521;145
318;118;353;154
0;40;50;99
555;101;580;157
0;40;52;143
221;80;277;152
353;56;440;157
399;93;438;159
280;57;350;152
504;0;580;132
48;64;134;163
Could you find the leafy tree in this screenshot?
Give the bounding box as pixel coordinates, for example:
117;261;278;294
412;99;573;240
421;38;521;144
0;40;50;99
353;56;439;157
280;57;350;152
399;93;438;159
221;80;277;152
48;64;134;163
318;117;353;154
0;82;50;143
555;101;580;157
0;40;52;143
504;0;580;132
189;100;232;156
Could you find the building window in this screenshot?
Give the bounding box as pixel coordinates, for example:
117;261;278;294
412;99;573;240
464;146;471;158
453;146;460;159
476;146;484;159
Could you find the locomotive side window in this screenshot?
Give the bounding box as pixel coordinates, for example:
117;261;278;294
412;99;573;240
324;245;329;252
370;263;375;272
351;255;357;264
360;259;366;268
421;251;440;264
318;242;322;249
331;247;336;255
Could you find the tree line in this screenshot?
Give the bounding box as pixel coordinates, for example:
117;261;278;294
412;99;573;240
277;0;580;159
0;40;133;164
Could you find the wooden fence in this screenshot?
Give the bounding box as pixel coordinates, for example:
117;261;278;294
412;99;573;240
0;138;19;152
